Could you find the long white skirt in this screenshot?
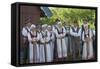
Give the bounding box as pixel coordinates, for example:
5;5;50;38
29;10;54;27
29;43;34;63
29;43;40;63
39;44;45;63
57;38;67;58
65;37;68;55
82;40;94;60
34;44;40;63
50;41;54;61
45;43;52;62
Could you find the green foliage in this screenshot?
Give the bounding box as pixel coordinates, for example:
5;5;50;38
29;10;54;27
39;7;96;28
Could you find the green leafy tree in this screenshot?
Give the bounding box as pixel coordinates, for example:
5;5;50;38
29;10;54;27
39;7;96;29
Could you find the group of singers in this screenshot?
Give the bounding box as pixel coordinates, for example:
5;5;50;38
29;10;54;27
21;19;95;64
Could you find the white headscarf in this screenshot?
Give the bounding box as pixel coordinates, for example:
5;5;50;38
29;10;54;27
47;25;51;28
57;21;62;25
42;24;47;28
30;24;36;29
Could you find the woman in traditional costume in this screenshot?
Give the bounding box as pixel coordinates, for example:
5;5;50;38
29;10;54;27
82;25;94;60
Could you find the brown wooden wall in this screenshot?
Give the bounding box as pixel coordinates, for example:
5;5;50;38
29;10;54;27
20;6;42;27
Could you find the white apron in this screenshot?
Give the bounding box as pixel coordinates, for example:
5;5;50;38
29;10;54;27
82;29;94;60
50;32;55;61
64;26;69;54
46;31;55;62
27;31;40;63
39;32;46;63
40;31;52;62
55;27;67;58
